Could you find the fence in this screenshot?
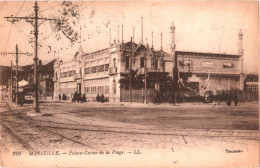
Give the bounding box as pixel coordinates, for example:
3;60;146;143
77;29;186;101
121;89;259;103
121;89;154;103
238;91;259;101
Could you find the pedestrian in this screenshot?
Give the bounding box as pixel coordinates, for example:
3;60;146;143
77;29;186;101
74;91;78;102
21;91;25;106
100;93;104;103
82;93;86;102
71;94;74;102
226;93;231;106
96;94;100;102
234;94;238;106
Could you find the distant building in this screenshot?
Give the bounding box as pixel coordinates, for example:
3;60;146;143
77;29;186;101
244;74;259;93
53;22;245;102
1;60;54;100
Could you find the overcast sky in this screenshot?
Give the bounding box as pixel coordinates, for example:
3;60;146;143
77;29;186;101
0;1;258;74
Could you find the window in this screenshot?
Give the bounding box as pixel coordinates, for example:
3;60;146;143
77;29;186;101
125;56;129;69
68;71;71;77
85;68;91;74
105;86;109;94
60;72;67;78
91;67;96;73
154;60;158;69
91;86;96;93
68;70;75;77
86;87;90;93
140;57;145;68
113;58;116;67
113;80;116;94
97;65;104;72
105;64;109;71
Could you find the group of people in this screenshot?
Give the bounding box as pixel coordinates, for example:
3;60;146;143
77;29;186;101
96;93;105;103
72;92;86;103
58;92;86;103
226;93;238;106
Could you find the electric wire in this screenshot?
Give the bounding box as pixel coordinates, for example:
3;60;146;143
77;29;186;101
15;0;26;17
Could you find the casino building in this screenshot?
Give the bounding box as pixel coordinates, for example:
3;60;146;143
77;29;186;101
53;22;244;103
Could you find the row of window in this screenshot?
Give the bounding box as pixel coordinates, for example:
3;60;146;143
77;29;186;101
125;56;160;69
86;86;109;94
60;70;76;78
179;60;235;69
246;84;258;92
85;64;109;74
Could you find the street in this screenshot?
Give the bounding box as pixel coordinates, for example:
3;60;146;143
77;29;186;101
0;100;259;167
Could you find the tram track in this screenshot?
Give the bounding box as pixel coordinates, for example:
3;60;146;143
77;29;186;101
1;121;37;152
2;102;98;151
2;111;258;141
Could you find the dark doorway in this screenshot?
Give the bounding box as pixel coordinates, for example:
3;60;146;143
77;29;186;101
77;83;81;95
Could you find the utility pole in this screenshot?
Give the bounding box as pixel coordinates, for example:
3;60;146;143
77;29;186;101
144;56;147;104
4;1;64;113
129;37;133;103
10;61;13;101
15;44;19;105
0;45;31;104
33;2;39;112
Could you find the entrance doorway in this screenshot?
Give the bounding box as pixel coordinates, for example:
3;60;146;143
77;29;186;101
77;83;81;95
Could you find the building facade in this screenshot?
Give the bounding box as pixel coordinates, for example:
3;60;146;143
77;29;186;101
53;22;245;102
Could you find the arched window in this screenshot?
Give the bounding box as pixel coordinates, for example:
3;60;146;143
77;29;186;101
113;79;116;94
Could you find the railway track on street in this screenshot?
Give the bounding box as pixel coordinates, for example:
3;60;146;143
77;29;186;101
2;101;98;151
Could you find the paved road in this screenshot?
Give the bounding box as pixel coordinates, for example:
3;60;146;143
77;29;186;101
1;101;259;168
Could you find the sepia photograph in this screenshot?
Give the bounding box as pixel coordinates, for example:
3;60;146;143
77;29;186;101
0;1;259;167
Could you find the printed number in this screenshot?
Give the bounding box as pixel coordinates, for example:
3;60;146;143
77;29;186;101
13;151;21;156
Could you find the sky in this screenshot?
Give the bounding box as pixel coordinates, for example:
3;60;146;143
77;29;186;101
0;1;259;74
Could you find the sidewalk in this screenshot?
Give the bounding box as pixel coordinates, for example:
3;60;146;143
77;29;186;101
44;99;256;109
3;98;258;111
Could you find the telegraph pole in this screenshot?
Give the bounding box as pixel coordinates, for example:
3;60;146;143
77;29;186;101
15;44;19;105
10;61;13;101
144;60;147;104
33;2;39;112
4;1;64;113
129;37;133;103
0;46;31;104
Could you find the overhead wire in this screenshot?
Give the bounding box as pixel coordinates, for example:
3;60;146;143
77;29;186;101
4;1;26;51
12;22;30;38
15;0;26;17
4;24;13;51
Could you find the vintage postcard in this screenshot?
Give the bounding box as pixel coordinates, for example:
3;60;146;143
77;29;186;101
0;1;259;167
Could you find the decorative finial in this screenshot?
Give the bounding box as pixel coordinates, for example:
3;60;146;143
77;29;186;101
151;31;153;49
141;16;143;44
238;29;243;40
133;26;135;43
160;32;163;50
122;24;124;43
109;28;111;45
170;22;175;33
118;25;120;43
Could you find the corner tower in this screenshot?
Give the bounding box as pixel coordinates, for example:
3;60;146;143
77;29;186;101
170;22;176;56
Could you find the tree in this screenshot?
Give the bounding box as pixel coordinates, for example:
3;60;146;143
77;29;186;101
119;70;144;89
